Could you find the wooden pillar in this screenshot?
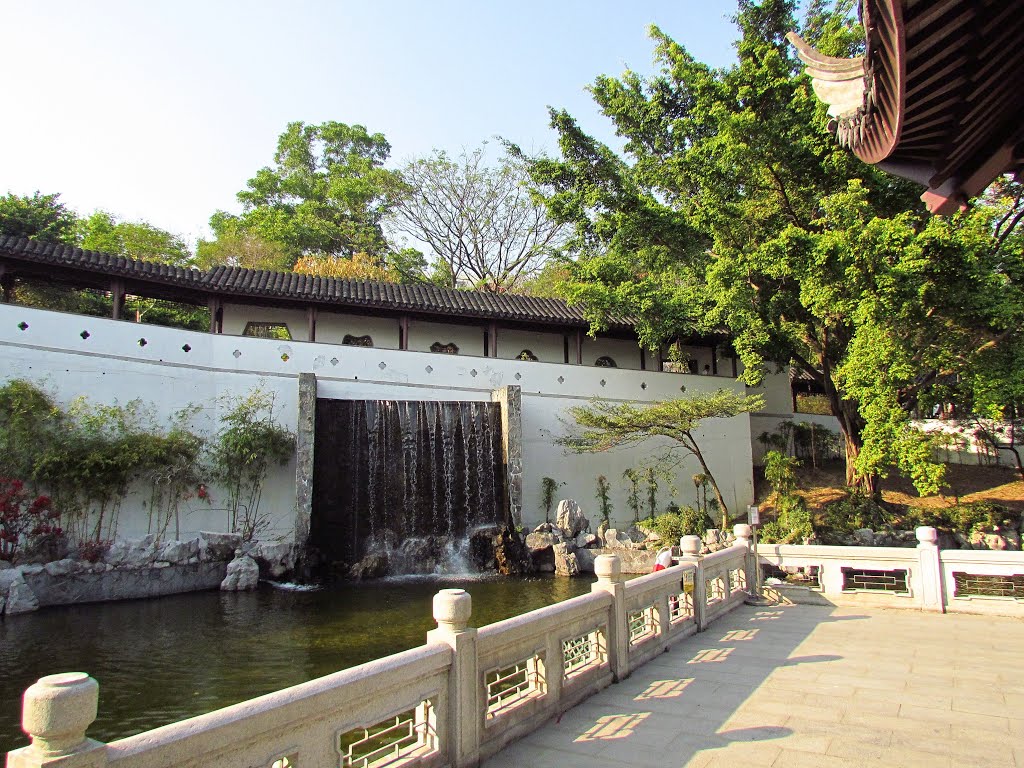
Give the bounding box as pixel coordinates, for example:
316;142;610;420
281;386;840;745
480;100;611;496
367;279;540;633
563;334;570;364
488;321;498;358
110;279;125;321
207;298;223;334
399;315;409;350
575;329;583;365
711;345;718;375
656;345;664;372
306;306;318;343
0;265;12;303
640;346;646;371
731;355;739;378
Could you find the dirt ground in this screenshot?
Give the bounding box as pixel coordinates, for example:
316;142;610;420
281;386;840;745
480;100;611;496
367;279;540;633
756;460;1024;513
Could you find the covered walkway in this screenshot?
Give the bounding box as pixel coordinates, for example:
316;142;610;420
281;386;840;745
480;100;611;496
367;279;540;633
484;603;1024;768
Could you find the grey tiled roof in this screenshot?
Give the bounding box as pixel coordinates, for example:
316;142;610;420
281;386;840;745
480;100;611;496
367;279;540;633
0;236;633;330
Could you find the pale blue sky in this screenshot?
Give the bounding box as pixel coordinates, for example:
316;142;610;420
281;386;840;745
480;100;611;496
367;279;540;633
0;1;741;244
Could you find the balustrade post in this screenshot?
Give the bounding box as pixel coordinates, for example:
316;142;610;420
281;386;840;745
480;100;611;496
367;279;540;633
915;526;945;612
590;554;629;682
680;536;707;631
426;589;480;768
733;524;757;594
6;673;107;768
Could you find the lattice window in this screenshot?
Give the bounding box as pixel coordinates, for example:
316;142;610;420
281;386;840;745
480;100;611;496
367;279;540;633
729;567;747;593
953;572;1024;599
669;589;693;623
705;575;727;604
762;563;821;588
485;655;545;718
270;754;297;768
338;700;437;768
594;356;617;367
562;628;605;678
841;567;909;593
243;322;292;340
343;334;373;347
628;606;658;645
430;341;459;354
516;349;538;361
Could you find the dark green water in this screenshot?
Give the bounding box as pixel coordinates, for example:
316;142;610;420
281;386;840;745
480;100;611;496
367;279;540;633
0;575;592;753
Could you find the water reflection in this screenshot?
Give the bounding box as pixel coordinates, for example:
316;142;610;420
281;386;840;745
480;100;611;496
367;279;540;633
0;574;591;752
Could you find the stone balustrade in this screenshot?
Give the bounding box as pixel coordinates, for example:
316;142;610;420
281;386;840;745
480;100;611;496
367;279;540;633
6;540;754;768
759;526;1024;616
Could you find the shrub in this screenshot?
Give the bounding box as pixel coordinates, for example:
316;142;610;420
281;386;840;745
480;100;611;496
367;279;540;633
0;478;62;563
639;503;706;543
817;494;891;543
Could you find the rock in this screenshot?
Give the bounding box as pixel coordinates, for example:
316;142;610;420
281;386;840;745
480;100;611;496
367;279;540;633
0;569;39;614
153;561;171;568
494;526;532;576
526;532;559;551
0;560;12;570
555;551;580;576
626;525;647;543
220;554;259;591
532;522;557;534
349;553;390;580
765;576;784;585
604;529;631;549
556;499;590;539
105;535;157;568
19;564;44;576
575;532;599;549
469;528;498;571
253;541;293;578
853;528;875;546
971;529;1022;551
200;532;243;562
158;538;200;565
43;559;79;577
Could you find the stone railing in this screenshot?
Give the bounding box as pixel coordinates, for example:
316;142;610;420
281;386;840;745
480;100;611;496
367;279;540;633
759;526;1024;616
6;538;754;768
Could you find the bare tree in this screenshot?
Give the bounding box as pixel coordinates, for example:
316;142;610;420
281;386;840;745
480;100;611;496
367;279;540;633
387;145;567;291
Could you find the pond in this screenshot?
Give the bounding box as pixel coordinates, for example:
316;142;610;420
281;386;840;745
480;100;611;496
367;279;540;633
0;574;594;753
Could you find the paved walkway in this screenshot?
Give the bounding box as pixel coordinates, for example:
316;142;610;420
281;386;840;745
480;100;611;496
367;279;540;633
483;603;1024;768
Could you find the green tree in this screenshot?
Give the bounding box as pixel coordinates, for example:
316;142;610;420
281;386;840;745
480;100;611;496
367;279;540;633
0;191;79;244
388;145;567;291
78;211;193;266
210;121;398;265
194;230;291;271
520;0;1024;496
560;390;764;520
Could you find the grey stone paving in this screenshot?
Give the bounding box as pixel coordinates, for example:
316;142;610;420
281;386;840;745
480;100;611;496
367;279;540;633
483;603;1024;768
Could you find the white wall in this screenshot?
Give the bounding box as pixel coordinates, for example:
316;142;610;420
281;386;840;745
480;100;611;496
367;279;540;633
582;336;643;370
496;328;564;364
222;303;310;342
1;303;758;544
314;311;402;349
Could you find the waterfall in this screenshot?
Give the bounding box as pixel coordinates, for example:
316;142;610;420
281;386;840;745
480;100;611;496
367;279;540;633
311;399;505;575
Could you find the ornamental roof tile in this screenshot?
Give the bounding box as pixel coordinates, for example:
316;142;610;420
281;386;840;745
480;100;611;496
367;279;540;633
0;235;634;331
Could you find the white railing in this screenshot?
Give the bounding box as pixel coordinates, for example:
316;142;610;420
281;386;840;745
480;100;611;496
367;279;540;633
6;540;755;768
759;526;1024;616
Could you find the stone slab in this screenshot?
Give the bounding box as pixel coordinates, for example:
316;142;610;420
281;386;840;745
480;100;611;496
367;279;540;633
21;562;228;607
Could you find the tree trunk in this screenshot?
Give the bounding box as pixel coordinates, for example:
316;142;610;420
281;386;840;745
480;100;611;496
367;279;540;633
824;380;878;497
685;433;730;527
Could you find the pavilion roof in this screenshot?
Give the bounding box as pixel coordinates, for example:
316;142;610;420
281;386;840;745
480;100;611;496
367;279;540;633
789;0;1024;214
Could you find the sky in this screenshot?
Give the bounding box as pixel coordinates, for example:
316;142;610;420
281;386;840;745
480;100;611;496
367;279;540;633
0;1;742;246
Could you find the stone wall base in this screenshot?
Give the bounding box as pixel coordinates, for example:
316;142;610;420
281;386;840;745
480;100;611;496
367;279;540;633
21;562;228;608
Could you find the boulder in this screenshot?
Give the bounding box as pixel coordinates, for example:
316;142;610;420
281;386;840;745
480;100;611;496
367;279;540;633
1;568;39;615
43;558;80;577
158;538;200;565
105;535;158;568
556;499;590;539
971;529;1022;551
200;532;243;562
626;525;648;543
526;532;559;551
220;553;259;591
494;526;531;576
253;541;293;578
853;528;875;546
553;542;579;576
604;529;631;549
349;553;391;580
575;532;599;549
